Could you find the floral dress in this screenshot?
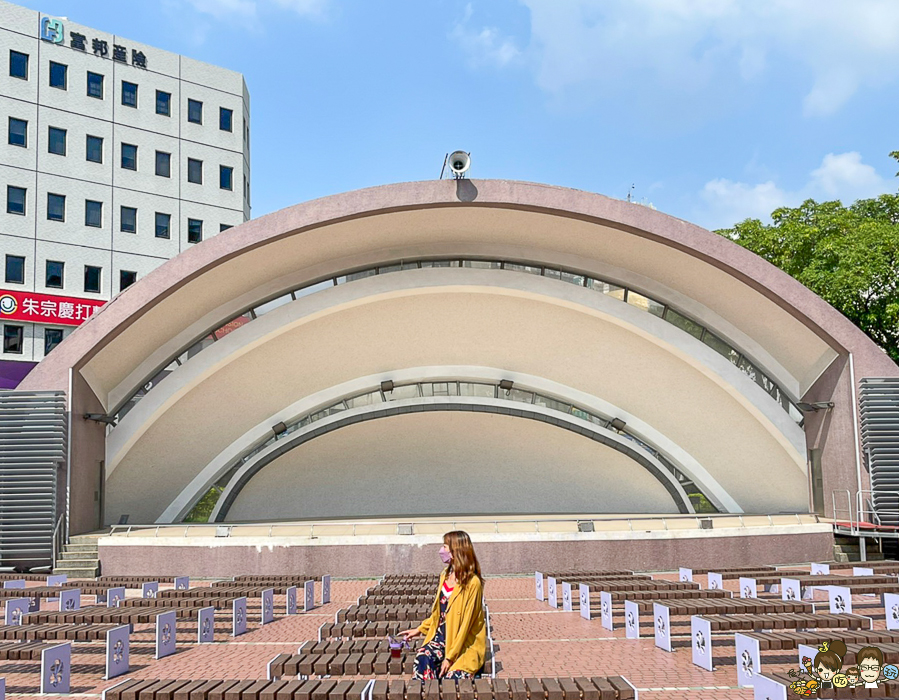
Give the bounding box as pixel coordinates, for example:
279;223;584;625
413;579;474;680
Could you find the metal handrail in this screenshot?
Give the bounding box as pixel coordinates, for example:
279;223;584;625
50;513;65;570
106;512;822;539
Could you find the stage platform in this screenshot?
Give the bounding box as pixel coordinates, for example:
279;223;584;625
97;513;833;577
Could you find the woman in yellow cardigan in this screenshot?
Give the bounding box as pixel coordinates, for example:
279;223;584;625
399;530;487;679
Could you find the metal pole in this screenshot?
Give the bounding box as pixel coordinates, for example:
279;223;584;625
850;354;863;522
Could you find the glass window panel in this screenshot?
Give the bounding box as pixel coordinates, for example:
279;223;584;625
424;382;456;397
220;107;233;131
47;193;65;221
401;262;420;270
571;407;592;421
701;330;741;364
121;81;137;107
342;269;377;282
44;328;63;355
5;255;25;284
737;356;760;383
84;199;102;227
386;384;420;400
187;99;203;124
186;333;215;359
8;117;27;147
534;395;571;413
83;265;101;293
7;186;26;215
212;312;252;340
543;268;562;279
86;135;103;163
293;279;333;299
419;260;459;267
45;260;64;288
120;270;137;291
9;50;28;79
219;165;233;190
156;90;171;116
121;143;137;170
346;392;381;409
462;260;502;269
86;71;103;98
253;294;292;317
560;271;586;286
48;126;66;155
187;158;202;184
508;388;534;404
627;291;665;317
459;383;495;398
586;279;626;300
377;264;402;274
155;212;171;238
3;325;24;354
503;263;542;275
788;402;803;424
187;218;203;243
156;151;171;177
664;308;704;339
48;61;66;89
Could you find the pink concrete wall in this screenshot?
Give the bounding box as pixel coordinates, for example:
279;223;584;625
98;531;834;577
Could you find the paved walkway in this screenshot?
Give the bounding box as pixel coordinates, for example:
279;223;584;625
2;573;885;700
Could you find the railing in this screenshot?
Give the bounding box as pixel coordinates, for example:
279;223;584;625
51;513;66;570
831;489;899;537
106;512;823;539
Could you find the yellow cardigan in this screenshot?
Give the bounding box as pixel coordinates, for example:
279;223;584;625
416;569;486;674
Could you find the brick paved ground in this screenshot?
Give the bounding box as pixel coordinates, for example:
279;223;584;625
0;572;889;700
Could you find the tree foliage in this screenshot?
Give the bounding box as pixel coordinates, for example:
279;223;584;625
716;158;899;365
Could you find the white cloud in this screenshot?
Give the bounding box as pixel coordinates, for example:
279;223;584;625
451;4;522;68
514;0;899;117
270;0;328;18
698;152;891;229
185;0;326;24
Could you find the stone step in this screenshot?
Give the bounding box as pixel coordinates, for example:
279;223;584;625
56;558;99;568
52;567;99;578
61;549;98;559
63;543;99;553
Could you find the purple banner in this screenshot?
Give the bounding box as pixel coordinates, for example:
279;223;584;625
0;360;36;389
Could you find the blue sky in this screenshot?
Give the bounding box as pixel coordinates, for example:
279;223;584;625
21;0;899;230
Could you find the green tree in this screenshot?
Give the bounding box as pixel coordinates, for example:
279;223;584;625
716;155;899;365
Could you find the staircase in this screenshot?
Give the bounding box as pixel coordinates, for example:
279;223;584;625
833;533;886;563
52;534;101;578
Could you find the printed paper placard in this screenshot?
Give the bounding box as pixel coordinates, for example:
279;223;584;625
752;673;787;700
232;597;248;637
810;563;830;575
735;632;761;687
707;573;723;590
561;582;573;612
261;588;275;625
59;588;80;611
321;575;331;605
653;603;671;652
46;575;67;587
535;572;544;601
781;578;801;602
286;586;298;615
40;643;71;695
829;585;853;614
579;584;590;621
600;591;613;631
885;592;899;631
2;580;25;589
679;567;693;583
691;616;713;671
624;600;640;639
739;577;757;598
106;587;126;608
174;576;190;590
547;577;558;609
5;597;29;626
853;567;875;577
198;606;215;643
0;676;4;700
304;581;315;612
104;625;130;679
155;611;176;659
141;581;159;599
798;644;819;673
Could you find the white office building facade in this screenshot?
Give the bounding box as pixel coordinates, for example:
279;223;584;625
0;0;250;383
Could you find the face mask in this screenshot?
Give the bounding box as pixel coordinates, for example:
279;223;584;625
440;550;452;564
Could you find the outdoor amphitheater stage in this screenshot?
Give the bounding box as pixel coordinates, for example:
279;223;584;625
96;514;833;577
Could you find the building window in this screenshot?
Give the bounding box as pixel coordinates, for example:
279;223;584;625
187;158;202;184
3;325;23;354
7;186;26;215
44;327;63;355
49;61;67;89
85;200;103;228
47;193;65;221
9;50;28;80
220;224;233;232
48;126;66;156
45;260;64;289
156;90;171;116
220;165;233;190
8;117;27;147
155;212;171;239
84;265;101;293
87;71;104;99
120;206;137;233
220;107;233;132
187;218;203;243
120;270;137;291
121;143;137;170
187;99;203;124
5;255;25;284
86;135;103;163
155;151;171;178
121;80;138;108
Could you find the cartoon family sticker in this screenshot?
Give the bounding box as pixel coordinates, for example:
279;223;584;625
788;640;899;695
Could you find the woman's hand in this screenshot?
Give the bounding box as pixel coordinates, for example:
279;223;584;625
440;659;451;678
398;628;421;642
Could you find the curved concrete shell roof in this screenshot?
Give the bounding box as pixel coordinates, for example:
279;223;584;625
21;180;897;528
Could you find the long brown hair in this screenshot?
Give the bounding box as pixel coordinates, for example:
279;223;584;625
444;530;483;587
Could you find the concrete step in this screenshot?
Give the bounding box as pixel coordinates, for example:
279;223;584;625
56;558;99;568
63;543;99;553
61;549;98;560
52;567;98;578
